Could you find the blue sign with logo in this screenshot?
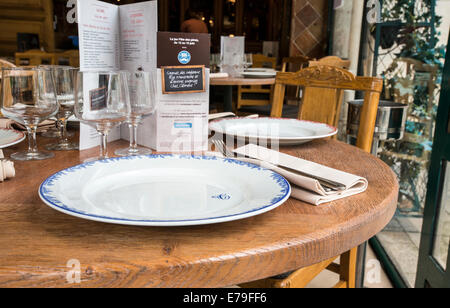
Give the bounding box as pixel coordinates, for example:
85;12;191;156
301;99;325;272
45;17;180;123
178;50;191;64
174;123;193;129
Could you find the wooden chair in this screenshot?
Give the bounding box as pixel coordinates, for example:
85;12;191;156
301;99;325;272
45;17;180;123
237;54;277;114
309;56;351;69
15;49;57;66
252;54;277;69
281;55;311;72
56;50;80;67
281;56;313;112
297;56;351;128
240;66;383;288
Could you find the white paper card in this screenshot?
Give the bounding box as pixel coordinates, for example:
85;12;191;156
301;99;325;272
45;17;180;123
220;36;244;77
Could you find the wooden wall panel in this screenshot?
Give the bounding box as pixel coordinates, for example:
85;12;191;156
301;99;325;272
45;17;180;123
0;0;54;57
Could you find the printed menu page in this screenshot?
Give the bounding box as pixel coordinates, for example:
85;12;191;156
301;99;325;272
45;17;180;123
77;0;157;150
78;0;120;71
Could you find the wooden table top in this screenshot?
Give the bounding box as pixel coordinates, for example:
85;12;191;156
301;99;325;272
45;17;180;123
210;76;275;86
0;136;398;288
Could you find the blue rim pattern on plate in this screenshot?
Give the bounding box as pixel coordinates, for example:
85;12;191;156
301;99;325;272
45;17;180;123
39;155;291;226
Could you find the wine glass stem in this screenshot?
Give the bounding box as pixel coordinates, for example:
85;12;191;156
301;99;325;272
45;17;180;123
129;122;140;151
99;131;108;159
27;126;39;154
59;119;69;144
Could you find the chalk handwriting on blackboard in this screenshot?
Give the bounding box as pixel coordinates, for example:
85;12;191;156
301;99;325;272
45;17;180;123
162;65;205;94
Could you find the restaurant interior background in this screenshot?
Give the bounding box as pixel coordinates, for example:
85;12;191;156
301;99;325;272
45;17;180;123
0;0;449;288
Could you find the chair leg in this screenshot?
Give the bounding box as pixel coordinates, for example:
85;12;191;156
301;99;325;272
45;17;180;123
337;247;358;288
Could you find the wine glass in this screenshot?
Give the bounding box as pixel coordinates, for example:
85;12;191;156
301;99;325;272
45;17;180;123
74;71;130;162
41;66;79;151
0;67;58;161
243;54;253;70
115;71;156;157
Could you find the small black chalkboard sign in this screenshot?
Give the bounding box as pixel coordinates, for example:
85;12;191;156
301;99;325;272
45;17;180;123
161;65;205;94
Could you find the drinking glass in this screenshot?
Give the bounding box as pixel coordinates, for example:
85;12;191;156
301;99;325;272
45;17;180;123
243;54;253;70
115;71;156;157
74;71;130;162
41;66;79;151
0;67;58;161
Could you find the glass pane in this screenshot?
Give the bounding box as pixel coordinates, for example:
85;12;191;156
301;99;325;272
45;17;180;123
367;0;449;287
222;0;236;36
243;0;270;41
432;162;450;270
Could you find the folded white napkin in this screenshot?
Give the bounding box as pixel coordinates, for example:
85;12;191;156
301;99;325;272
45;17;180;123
208;112;236;121
0;118;55;132
210;73;229;79
229;144;368;205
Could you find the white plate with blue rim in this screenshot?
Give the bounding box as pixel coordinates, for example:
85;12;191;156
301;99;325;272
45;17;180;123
39;155;291;226
0;128;26;149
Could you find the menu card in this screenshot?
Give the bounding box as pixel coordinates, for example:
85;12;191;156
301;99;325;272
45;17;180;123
220;36;245;77
147;32;210;152
77;0;157;150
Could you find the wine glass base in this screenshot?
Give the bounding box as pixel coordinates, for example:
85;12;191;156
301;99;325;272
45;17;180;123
115;147;152;157
41;130;75;138
83;156;109;163
46;142;79;151
10;151;54;161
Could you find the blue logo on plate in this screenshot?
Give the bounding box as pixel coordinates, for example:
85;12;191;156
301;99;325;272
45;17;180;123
178;51;191;64
212;194;232;201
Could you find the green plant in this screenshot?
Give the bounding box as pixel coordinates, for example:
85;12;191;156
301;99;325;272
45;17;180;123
378;0;445;215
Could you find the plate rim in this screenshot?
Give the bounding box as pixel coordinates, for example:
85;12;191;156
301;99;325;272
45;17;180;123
209;117;338;141
0;128;26;149
38;155;292;227
242;72;277;78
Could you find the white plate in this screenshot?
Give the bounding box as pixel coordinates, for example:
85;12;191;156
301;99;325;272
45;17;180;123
39;155;291;226
245;68;276;72
242;71;277;78
0;128;26;149
209;117;338;146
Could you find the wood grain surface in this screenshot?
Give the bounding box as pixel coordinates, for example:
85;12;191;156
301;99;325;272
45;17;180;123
0;134;398;288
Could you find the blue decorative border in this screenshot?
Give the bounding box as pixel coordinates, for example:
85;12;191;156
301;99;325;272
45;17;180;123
39;155;291;225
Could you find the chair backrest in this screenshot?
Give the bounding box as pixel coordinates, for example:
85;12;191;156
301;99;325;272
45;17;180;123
295;56;351;128
15;49;57;66
270;65;383;152
309;56;351;69
56;50;80;67
252;54;277;69
281;55;312;72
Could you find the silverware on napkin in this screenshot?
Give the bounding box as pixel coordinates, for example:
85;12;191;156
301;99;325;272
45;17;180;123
211;139;345;192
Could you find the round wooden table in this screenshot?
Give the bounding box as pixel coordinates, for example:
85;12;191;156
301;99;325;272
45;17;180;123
210;76;276;112
0;136;398;288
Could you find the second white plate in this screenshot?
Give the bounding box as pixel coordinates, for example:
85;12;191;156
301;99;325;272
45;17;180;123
242;70;277;78
209;117;338;146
